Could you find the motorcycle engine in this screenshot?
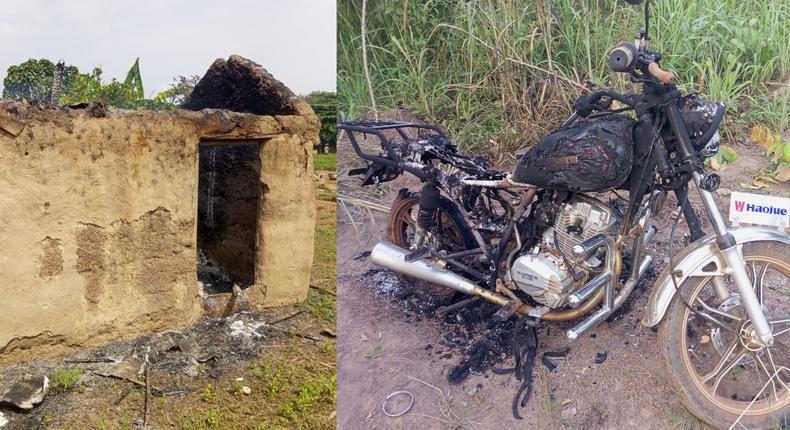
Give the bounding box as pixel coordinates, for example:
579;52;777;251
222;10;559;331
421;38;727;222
510;195;617;308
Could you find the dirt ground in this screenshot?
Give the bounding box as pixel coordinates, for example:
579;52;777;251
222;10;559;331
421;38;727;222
336;124;790;430
0;171;337;430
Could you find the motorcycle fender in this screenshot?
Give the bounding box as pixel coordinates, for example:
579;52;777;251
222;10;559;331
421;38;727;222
641;227;790;327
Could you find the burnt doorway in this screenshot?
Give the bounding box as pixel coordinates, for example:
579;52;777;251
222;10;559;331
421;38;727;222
197;140;261;294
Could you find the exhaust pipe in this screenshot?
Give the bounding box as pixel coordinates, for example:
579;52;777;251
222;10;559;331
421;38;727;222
370;241;509;306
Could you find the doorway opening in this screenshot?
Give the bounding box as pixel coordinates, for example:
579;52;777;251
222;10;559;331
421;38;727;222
196;140;261;295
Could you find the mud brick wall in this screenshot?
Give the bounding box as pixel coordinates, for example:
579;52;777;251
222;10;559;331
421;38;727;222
0;97;318;365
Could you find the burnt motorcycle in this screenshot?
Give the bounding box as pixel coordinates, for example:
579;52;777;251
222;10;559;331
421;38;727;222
339;1;790;428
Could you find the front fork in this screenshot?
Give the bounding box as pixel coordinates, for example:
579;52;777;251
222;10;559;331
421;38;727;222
664;103;774;346
692;171;775;346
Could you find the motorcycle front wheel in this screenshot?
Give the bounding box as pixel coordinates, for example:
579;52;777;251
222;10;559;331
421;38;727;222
659;241;790;429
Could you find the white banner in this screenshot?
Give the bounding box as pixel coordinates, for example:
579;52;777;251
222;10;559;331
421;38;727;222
729;191;790;229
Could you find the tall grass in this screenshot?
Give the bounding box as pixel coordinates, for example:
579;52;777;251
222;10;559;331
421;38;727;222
338;0;790;155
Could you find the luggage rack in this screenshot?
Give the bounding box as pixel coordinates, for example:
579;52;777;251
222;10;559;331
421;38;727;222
338;120;451;184
338;119;449;154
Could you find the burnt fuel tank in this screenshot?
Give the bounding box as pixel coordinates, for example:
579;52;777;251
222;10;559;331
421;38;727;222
512;115;634;192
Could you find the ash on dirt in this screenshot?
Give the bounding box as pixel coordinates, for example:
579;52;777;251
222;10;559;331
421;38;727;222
444;303;518;384
363;269;444;317
0;309;314;427
197;253;252;295
364;267;521;384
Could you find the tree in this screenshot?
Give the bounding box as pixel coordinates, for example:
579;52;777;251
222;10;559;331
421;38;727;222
306;91;337;152
154;75;201;105
3;58;79;101
61;59;165;109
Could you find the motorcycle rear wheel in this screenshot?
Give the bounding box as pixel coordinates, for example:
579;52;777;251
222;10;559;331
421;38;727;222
659;241;790;429
386;190;477;302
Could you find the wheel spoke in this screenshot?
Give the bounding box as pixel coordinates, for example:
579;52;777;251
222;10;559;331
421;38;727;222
765;348;790;393
695;296;742;323
702;340;741;385
711;348;749;395
770;317;790;337
755;353;781;401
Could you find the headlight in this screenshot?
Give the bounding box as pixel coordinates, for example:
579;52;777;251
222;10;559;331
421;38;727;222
700;130;720;158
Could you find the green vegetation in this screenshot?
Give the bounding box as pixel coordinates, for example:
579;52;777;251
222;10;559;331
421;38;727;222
298;223;336;325
2;59;79;100
298;292;335;324
339;0;790;154
306;91;337;152
314;153;337;171
200;383;216;402
278;374;336;421
4;57;190;110
48;367;82;393
311;225;337;287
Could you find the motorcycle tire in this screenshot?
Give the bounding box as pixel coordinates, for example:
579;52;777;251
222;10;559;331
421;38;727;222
659;241;790;429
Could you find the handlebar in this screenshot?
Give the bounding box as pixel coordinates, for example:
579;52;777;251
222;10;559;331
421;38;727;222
608;41;675;85
647;61;674;84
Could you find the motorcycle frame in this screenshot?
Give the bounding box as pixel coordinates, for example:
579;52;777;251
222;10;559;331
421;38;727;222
340;79;778;345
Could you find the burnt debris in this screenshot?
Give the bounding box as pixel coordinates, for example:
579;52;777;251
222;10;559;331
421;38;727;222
182;55;298;116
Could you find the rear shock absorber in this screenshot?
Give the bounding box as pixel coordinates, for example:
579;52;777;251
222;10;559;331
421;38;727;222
412;183;441;249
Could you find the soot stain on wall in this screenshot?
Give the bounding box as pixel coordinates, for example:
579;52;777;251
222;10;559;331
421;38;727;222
197;143;261;291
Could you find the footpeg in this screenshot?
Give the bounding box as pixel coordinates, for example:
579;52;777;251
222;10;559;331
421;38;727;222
528;306;551;319
493;300;520;321
404;247;430;262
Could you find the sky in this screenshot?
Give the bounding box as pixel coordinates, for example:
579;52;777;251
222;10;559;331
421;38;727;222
0;0;336;97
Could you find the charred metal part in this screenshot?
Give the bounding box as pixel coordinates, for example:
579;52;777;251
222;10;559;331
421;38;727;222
512;115;635;192
699;172;721;192
674;185;705;242
493;300;522;321
370;241;510;306
510;319;539;420
459;176;532;189
434;296;481;316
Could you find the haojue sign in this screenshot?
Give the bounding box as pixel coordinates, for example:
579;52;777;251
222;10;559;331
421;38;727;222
729;191;790;229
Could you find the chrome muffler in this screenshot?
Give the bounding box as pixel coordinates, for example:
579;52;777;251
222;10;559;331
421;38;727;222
370;241;509;306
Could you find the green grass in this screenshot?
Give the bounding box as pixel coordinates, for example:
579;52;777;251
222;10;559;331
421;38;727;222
313;153;336;171
298;292;335;324
48;367;82;393
339;0;790;155
312;225;336;286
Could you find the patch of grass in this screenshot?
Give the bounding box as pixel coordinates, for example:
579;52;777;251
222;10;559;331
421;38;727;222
252;360;291;396
666;407;704;429
278;374;336;422
312;225;336;286
313;153;336;171
200;383;216;402
297;292;335;324
667;409;688;428
316;183;335;202
48;367;82;393
319;341;334;355
339;0;790;153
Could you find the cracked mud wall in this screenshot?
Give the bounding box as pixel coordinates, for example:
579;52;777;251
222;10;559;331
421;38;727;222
0;101;318;365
